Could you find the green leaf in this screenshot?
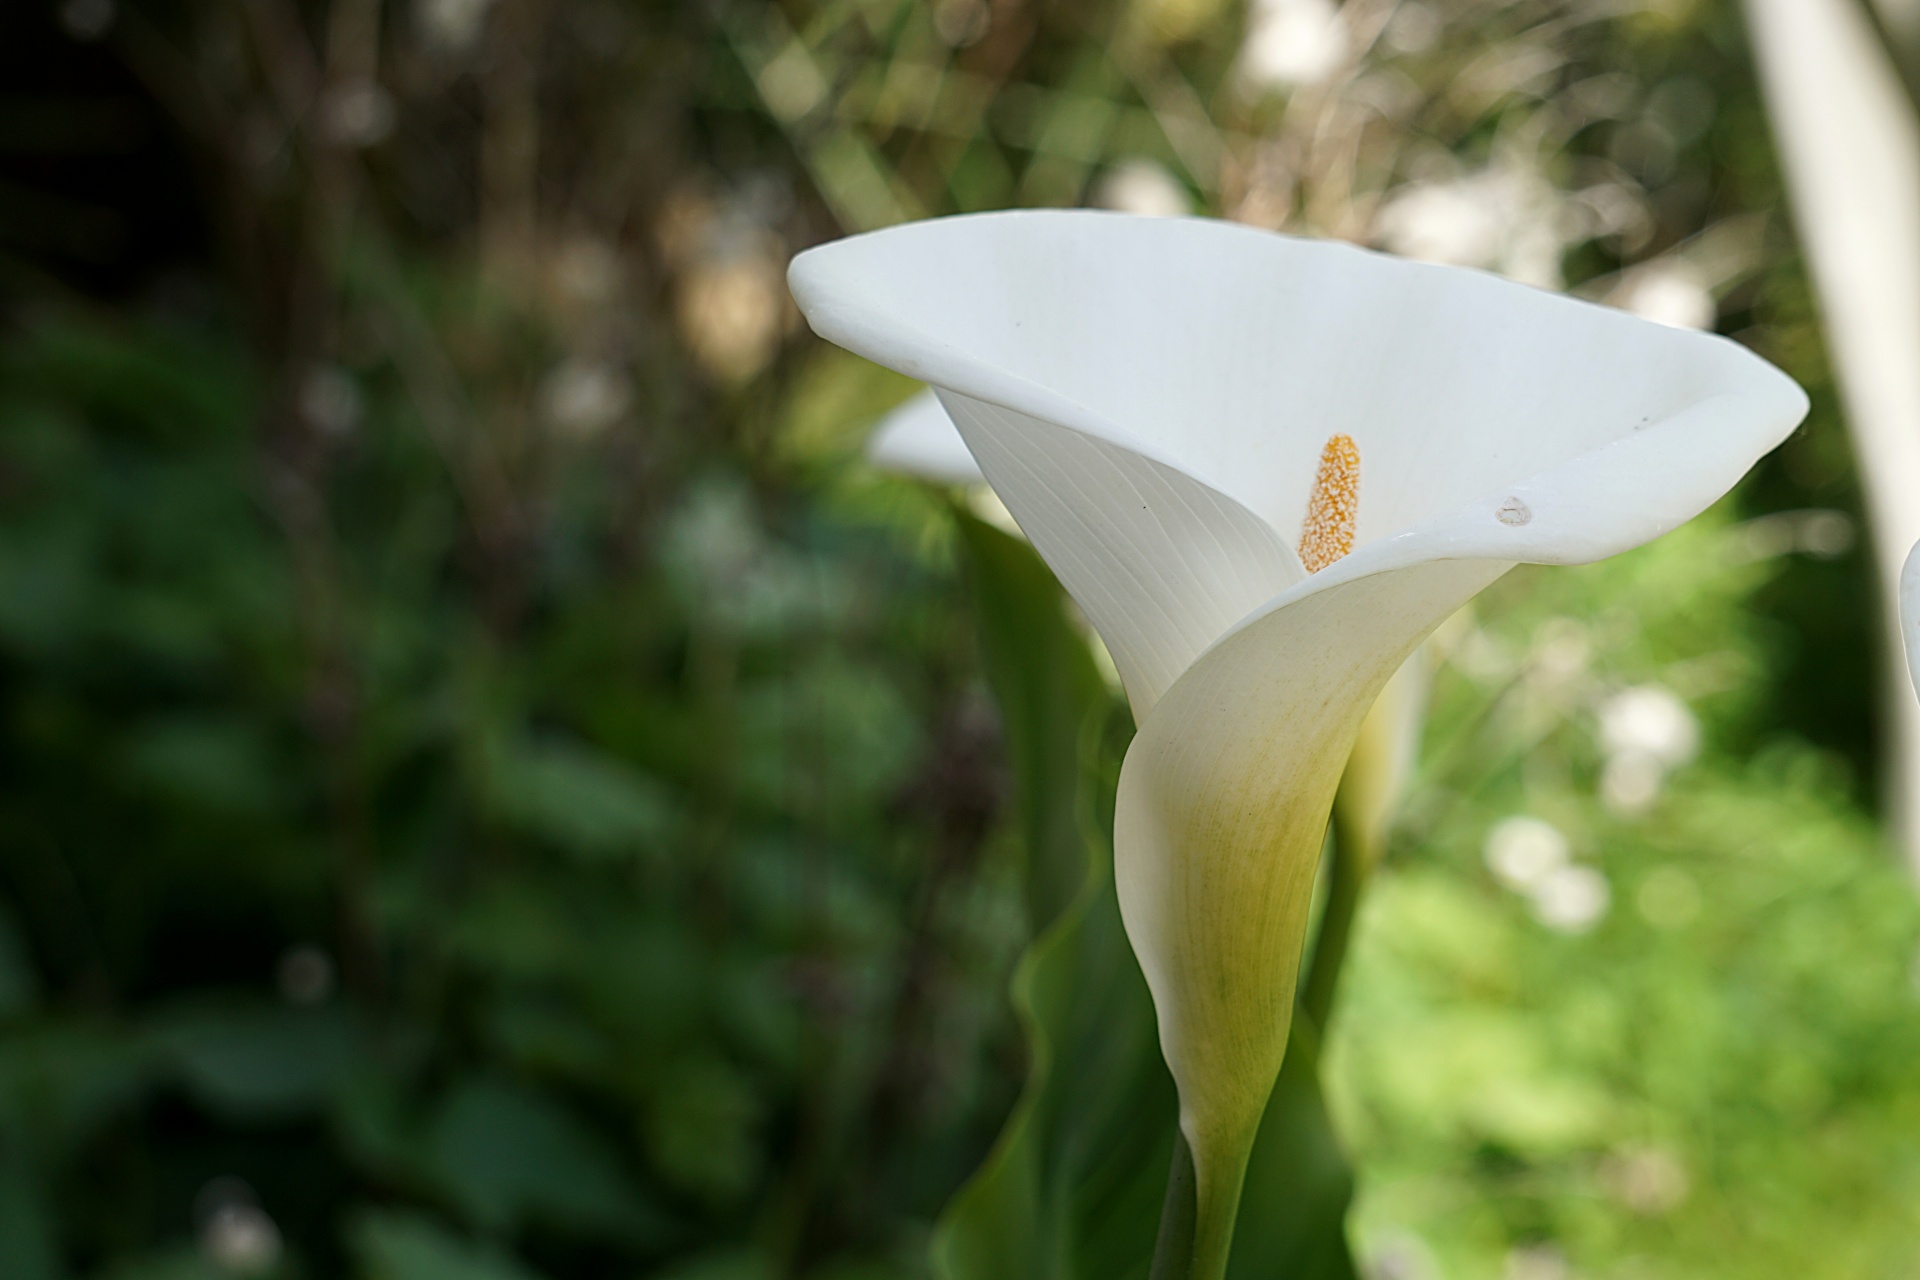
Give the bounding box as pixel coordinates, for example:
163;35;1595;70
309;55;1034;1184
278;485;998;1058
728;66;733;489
93;1248;221;1280
485;734;678;862
150;1003;367;1121
641;1056;765;1206
933;865;1173;1280
0;1026;151;1154
0;903;40;1019
0;508;95;657
348;1210;546;1280
955;514;1109;932
91;1251;224;1280
0;1129;61;1280
935;514;1161;1279
1227;1020;1357;1279
123;716;282;819
426;1076;667;1243
936;513;1358;1280
651;1249;779;1280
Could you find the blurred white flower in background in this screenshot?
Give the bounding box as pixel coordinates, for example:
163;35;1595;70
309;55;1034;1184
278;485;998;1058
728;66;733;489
1593;216;1769;334
1614;260;1717;330
1599;685;1701;766
1363;1229;1443;1280
1597;684;1700;816
195;1178;282;1276
1735;508;1855;561
1236;0;1350;92
203;1204;281;1275
1375;161;1571;288
1376;176;1506;265
670;484;761;589
298;366;363;439
59;0;115;41
417;0;495;51
932;0;992;48
1093;158;1194;218
665;483;847;635
758;42;831;123
1600;1144;1691;1214
678;254;787;382
660;182;791;384
1503;1243;1573;1280
550;237;624;309
1572;180;1656;254
1531;863;1611;933
540;360;632;440
1485;816;1611;932
276;943;335;1005
1484;815;1571;892
1802;511;1856;557
319;81;397;148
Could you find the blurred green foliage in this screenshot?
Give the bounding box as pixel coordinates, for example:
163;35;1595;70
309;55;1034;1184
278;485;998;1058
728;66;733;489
0;310;1019;1278
1335;514;1920;1277
0;0;1908;1275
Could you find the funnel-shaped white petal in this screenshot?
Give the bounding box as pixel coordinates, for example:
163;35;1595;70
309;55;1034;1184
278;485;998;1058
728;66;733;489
790;211;1806;1271
933;390;1305;715
795;213;1802;706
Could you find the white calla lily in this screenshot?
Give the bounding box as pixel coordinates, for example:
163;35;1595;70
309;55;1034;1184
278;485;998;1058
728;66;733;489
792;210;1806;1275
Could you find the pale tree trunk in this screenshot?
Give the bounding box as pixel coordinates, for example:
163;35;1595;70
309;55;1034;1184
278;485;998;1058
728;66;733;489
1744;0;1920;868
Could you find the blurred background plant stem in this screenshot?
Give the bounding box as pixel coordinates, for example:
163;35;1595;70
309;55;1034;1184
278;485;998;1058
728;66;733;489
1744;0;1920;867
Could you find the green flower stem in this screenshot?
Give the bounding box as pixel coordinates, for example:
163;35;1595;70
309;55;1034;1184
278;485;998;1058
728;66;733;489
1148;1130;1198;1280
1149;1122;1258;1280
1152;807;1372;1280
1189;1131;1255;1280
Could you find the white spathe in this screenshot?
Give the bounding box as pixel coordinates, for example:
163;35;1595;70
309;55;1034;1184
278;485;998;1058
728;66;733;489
790;210;1805;1269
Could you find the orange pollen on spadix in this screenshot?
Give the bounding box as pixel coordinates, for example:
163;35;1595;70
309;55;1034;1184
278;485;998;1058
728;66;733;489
1297;433;1361;573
